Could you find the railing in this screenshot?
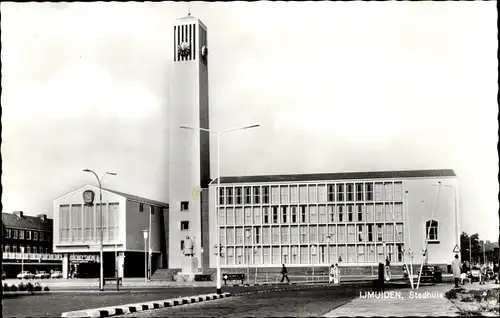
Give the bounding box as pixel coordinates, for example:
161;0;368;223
2;252;63;261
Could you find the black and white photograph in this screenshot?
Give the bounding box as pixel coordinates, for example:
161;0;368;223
1;1;498;317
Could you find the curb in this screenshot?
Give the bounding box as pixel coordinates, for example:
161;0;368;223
60;292;232;317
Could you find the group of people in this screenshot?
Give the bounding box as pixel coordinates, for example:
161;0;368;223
452;254;500;288
278;263;341;284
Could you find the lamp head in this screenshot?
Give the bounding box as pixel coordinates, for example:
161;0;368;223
82;169;91;173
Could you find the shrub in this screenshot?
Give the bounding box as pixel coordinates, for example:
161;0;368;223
10;285;18;292
26;283;34;292
34;285;42;292
3;283;9;292
18;283;26;291
43;286;50;291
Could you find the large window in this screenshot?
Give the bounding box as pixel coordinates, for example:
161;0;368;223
281;226;289;244
235;207;243;225
357;225;365;242
291;206;298;223
300;226;307;243
263;186;270;204
227;208;235;225
20;230;25;240
384;183;393;201
347;245;356;263
244;187;251;204
377;225;383;242
337;225;346;243
290;186;298;203
6;229;11;238
219;188;225;205
271;186;279;204
365;183;373;201
263;207;269;224
253;207;261;224
244;207;252;225
280;186;289;204
347;205;353;222
281;206;288;224
327;184;335;202
108;203;119;240
367;224;374;242
34;231;39;241
346;183;354;201
253;187;260;204
300;206;308;223
366;204;374;222
356;183;364;202
84;204;94;241
426;220;439;241
236;227;244;245
26;231;31;240
357;205;364;222
347;225;355;242
262;227;270;244
272;227;280;244
291;226;299;244
226;188;233;205
235;187;242;205
319;205;326;222
357;245;365;263
309;225;318;243
272;207;279;224
219;208;226;226
227;228;235;245
337;205;344;222
254;227;260;244
336;184;344;202
375;204;384;222
308;186;317;203
59;205;70;242
374;183;383;201
309;206;318;223
328;205;335;222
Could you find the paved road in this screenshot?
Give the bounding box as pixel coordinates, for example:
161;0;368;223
2;284;348;317
116;283;403;317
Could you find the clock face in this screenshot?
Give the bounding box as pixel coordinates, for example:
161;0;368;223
178;41;191;57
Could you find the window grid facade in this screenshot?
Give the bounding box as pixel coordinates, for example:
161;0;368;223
217;181;405;266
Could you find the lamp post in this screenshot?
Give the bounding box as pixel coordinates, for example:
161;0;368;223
82;169;117;291
142;230;149;283
21;246;25;273
148;205;153;281
181;123;260;294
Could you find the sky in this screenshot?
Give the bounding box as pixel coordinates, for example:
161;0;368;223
1;1;498;241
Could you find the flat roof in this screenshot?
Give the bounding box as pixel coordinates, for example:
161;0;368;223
210;169;456;185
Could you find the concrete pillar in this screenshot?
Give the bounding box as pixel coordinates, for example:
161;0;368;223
62;254;69;279
118;252;125;278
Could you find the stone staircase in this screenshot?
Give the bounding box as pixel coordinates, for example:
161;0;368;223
150;268;181;281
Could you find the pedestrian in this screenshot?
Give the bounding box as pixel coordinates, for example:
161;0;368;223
280;264;290;283
452;254;461;288
333;263;340;284
329;264;334;284
493;263;499;284
384;257;391;281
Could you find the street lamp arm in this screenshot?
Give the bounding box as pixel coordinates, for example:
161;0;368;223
180;125;218;135
222;123;260;134
83;169;101;188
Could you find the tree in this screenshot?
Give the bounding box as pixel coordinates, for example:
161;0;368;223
460;232;482;263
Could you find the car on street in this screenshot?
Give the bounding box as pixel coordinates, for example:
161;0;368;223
35;271;50;279
469;266;481;282
50;271;63;279
417;265;443;283
17;271;35;279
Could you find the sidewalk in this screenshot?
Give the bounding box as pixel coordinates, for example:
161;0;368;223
323;283;461;317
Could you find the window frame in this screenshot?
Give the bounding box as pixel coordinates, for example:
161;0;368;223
425;220;439;242
180;221;190;231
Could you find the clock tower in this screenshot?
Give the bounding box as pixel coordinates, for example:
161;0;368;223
168;14;210;271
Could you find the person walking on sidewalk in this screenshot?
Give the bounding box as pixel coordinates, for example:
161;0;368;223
452;254;461;288
280;264;290;283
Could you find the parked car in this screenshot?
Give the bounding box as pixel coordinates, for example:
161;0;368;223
35;271;50;279
17;271;35;279
418;265;443;283
50;271;63;279
469;266;481;282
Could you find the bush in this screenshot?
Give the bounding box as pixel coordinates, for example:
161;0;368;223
34;285;42;292
43;286;50;291
26;283;34;292
10;285;18;292
18;283;26;291
3;283;9;291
